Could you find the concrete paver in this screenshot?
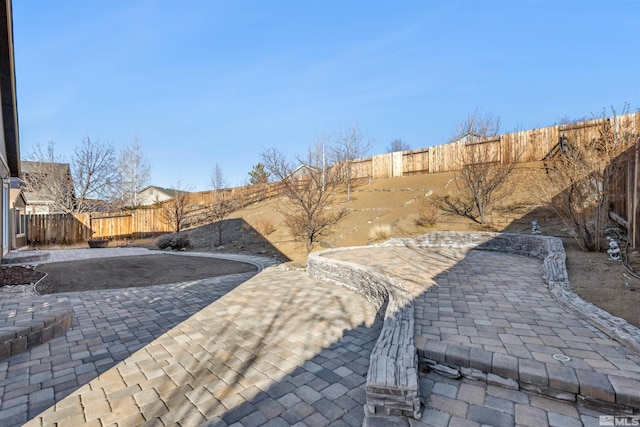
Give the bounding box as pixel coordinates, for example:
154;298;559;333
1;244;639;425
3;249;381;426
328;246;639;379
327;246;640;424
411;371;602;427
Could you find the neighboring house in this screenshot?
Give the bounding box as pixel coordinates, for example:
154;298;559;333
137;186;185;206
20;161;75;214
289;164;318;179
450;132;484;144
0;0;21;261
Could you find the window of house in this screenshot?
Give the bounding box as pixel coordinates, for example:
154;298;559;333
15;208;25;236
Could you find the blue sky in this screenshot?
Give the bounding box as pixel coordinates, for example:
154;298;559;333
12;1;640;191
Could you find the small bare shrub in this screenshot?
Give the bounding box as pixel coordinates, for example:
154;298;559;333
255;219;276;236
369;223;391;242
157;234;191;251
416;200;439;227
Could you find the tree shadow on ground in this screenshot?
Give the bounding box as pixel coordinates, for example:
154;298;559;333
0;268;260;426
184;218;291;262
81;269;383;427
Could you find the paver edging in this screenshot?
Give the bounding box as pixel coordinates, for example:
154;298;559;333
416;339;640;413
2;251;50;265
307;248;421;420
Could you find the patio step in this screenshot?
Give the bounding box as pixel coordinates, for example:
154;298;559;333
0;296;73;360
415;336;640;414
2;251;50;265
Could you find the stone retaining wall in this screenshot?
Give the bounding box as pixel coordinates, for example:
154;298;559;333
307;249;421;419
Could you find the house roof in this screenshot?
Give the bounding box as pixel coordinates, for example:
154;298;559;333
0;0;19;177
138;185;186;198
450;132;484;144
20;161;75;203
289;164;318;179
9;187;25;206
21;161;73;187
21;161;71;174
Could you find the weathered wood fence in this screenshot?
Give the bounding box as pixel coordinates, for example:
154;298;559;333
25;181;288;245
26;210;170;245
26;112;640;246
610;140;640;249
351;114;639;179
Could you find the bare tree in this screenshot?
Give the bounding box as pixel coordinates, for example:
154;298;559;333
329;125;373;201
22;141;75;213
387;138;411;153
116;135;151;208
210;163;226;193
208;163;238;245
72;137;117;212
538;106;637;252
261;143;347;254
445;110;519;225
159;180;193;234
209;191;239;246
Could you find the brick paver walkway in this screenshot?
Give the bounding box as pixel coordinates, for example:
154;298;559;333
1;245;638;426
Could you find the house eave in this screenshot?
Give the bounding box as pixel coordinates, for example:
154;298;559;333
0;0;20;177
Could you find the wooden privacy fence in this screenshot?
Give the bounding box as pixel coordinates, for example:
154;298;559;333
351;112;639;179
26;112;640;246
610;139;640;249
26;210;174;245
26;182;289;245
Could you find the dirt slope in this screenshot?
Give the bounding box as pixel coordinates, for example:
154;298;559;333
147;164;640;327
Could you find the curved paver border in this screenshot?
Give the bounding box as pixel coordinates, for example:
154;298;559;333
309;232;640;419
0;250;278;364
386;232;640;410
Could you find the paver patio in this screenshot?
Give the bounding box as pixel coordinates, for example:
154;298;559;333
0;243;638;426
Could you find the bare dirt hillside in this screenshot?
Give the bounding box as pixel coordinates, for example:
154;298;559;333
147;164;640;328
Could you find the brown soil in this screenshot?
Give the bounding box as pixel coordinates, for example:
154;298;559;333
562;239;640;327
0;265;46;285
5;163;639;328
33;254;257;294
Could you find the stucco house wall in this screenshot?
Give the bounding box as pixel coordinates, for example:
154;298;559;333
0;0;21;261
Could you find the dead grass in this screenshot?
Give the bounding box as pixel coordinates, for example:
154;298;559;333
368;224;392;243
254;219;276;236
